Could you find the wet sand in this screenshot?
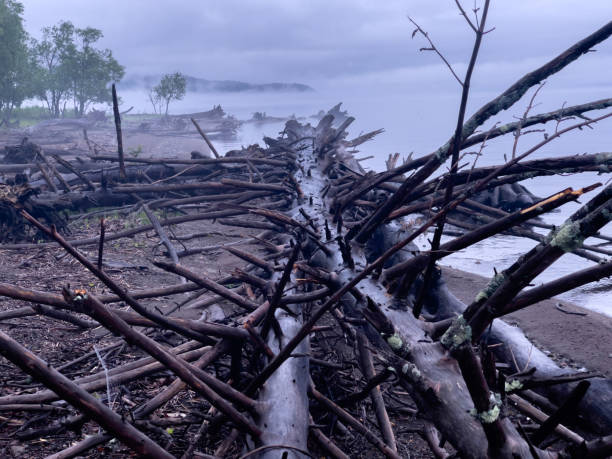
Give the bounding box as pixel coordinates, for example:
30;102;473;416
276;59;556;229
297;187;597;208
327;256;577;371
442;267;612;377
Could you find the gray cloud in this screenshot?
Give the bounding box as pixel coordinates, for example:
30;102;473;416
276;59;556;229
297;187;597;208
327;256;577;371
20;0;612;91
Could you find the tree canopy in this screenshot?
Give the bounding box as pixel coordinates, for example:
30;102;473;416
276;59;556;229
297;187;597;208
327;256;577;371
0;0;35;125
151;72;186;116
31;21;125;117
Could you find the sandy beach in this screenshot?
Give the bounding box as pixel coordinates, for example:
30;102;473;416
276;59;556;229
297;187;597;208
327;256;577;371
443;266;612;377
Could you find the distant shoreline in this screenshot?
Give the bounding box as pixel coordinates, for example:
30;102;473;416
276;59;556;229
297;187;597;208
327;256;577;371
119;74;314;94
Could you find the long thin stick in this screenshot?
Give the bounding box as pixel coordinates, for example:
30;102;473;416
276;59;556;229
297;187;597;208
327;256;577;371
191;117;221;158
414;0;490;317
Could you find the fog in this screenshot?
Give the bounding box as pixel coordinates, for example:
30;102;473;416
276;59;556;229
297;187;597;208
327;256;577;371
18;1;612;314
19;1;612;161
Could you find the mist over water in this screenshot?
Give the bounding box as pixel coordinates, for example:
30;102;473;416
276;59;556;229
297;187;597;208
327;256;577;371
119;82;612;316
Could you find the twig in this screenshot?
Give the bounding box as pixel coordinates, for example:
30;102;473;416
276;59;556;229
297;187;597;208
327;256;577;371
93;345;115;410
555;303;588;316
413;0;491;318
408;16;463;86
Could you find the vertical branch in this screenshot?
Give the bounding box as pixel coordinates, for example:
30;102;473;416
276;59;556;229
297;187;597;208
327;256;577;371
413;0;491;317
112;84;126;180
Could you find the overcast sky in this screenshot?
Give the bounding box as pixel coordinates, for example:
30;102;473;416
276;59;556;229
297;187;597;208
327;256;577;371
19;1;611;91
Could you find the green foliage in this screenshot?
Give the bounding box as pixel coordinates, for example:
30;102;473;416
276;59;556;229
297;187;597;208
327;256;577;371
151;72;186;116
4;105;51;127
0;0;36;126
30;21;75;117
69;26;124;116
31;20;125;117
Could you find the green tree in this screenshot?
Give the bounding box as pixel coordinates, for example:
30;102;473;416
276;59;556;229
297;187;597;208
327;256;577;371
68;27;124;117
0;0;35;126
32;21;124;117
153;72;186;116
31;21;75;117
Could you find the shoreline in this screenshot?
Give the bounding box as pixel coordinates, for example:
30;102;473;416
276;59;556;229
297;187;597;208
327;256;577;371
442;266;612;377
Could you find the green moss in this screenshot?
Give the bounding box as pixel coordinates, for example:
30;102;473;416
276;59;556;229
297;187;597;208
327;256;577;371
549;221;585;252
386;332;411;358
440;315;472;350
474;405;500;423
435;141;451;161
474;273;505;303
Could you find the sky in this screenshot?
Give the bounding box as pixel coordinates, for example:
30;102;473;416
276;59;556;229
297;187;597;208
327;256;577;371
18;1;612;163
19;1;612;93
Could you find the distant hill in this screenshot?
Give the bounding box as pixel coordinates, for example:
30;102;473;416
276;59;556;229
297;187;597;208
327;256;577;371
120;74;314;93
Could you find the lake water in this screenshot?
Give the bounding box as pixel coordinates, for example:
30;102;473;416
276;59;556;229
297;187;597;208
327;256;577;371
119;86;612;316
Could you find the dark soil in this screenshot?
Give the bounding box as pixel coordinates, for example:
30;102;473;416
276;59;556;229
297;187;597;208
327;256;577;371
0;214;435;458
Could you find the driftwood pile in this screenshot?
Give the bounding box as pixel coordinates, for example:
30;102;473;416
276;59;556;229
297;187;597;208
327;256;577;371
0;16;612;459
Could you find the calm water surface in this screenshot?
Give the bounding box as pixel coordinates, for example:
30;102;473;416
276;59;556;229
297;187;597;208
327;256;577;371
120;86;612;316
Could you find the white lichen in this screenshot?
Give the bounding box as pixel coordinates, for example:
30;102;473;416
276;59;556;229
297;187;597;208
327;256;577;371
504;379;523;392
435;142;451;161
387;334;403;351
549;221;585;252
401;362;422;382
470;392;502;424
474;272;505;303
440;315;472;350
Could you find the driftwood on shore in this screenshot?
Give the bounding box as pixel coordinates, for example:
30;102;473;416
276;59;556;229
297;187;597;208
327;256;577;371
0;13;612;459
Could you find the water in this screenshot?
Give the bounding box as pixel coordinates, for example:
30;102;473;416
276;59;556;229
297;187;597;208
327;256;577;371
119;85;612;316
